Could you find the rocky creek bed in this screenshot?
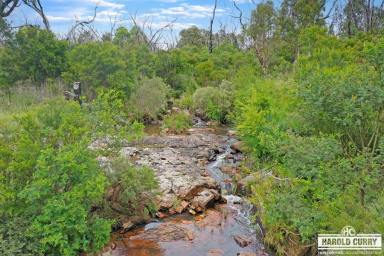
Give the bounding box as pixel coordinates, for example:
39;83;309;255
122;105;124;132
99;123;269;256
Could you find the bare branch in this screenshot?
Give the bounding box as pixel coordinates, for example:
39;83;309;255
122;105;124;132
23;0;50;30
0;0;20;17
66;6;97;42
209;0;218;53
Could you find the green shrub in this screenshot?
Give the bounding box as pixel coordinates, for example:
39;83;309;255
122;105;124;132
0;100;111;255
108;158;159;217
63;42;136;97
236;32;384;255
192;82;233;123
162;112;192;134
129;77;169;121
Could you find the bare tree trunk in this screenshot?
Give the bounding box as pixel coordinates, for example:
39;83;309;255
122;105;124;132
24;0;50;30
209;0;218;54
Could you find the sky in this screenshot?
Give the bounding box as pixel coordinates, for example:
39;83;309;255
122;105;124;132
8;0;257;37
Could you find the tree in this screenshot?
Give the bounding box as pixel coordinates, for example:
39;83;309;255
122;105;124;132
177;26;207;48
63;42;136;96
248;1;276;73
209;0;218;53
12;27;67;87
0;0;49;30
113;26;131;46
277;0;328;63
342;0;384;35
0;17;11;45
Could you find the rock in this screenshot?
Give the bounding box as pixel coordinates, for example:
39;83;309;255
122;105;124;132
236;253;257;256
156;212;168;219
174;200;190;213
220;165;239;175
187;128;215;134
207;121;220;127
227;130;237;137
208;149;217;161
185;229;195;240
196;209;223;228
122;221;135;231
194;214;205;221
208;248;224;256
237;175;255;194
225;154;234;160
189;209;196;215
159;193;177;209
234;235;252;247
231;141;246;152
191;189;215;211
129;223;194;242
223;195;242;204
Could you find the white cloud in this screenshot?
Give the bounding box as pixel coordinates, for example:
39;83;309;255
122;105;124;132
143;3;225;19
157;0;181;3
47;15;72;21
233;0;253;3
86;0;124;9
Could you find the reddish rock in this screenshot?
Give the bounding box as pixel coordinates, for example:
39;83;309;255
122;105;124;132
234;235;252;247
156;212;168;219
122;221;134;232
129;223;194;242
208;248;224;256
194;214;205;221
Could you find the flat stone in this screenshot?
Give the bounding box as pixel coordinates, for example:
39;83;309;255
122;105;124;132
129;223;194;242
208;248;224;256
234;235;252;247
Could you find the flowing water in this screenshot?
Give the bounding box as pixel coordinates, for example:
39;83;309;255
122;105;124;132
102;121;268;256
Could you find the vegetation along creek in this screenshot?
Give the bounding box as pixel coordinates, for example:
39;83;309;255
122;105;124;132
1;0;384;255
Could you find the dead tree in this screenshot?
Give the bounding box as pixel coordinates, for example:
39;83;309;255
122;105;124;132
208;0;218;54
23;0;49;30
66;7;98;43
1;0;49;30
0;0;19;17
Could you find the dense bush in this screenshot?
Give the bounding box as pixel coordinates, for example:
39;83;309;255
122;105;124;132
236;30;384;255
107;158;159;218
162;112;192;134
192;81;233;123
0;98;151;255
63;42;136;97
0;101;110;255
129;77;169;121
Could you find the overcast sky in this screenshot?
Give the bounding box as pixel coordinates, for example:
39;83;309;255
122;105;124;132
7;0;257;36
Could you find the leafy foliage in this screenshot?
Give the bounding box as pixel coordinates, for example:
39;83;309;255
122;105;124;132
192;81;234;122
129;77;169;121
236;30;384;255
162;111;192;134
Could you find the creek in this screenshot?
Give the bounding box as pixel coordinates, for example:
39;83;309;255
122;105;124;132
101;120;269;256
